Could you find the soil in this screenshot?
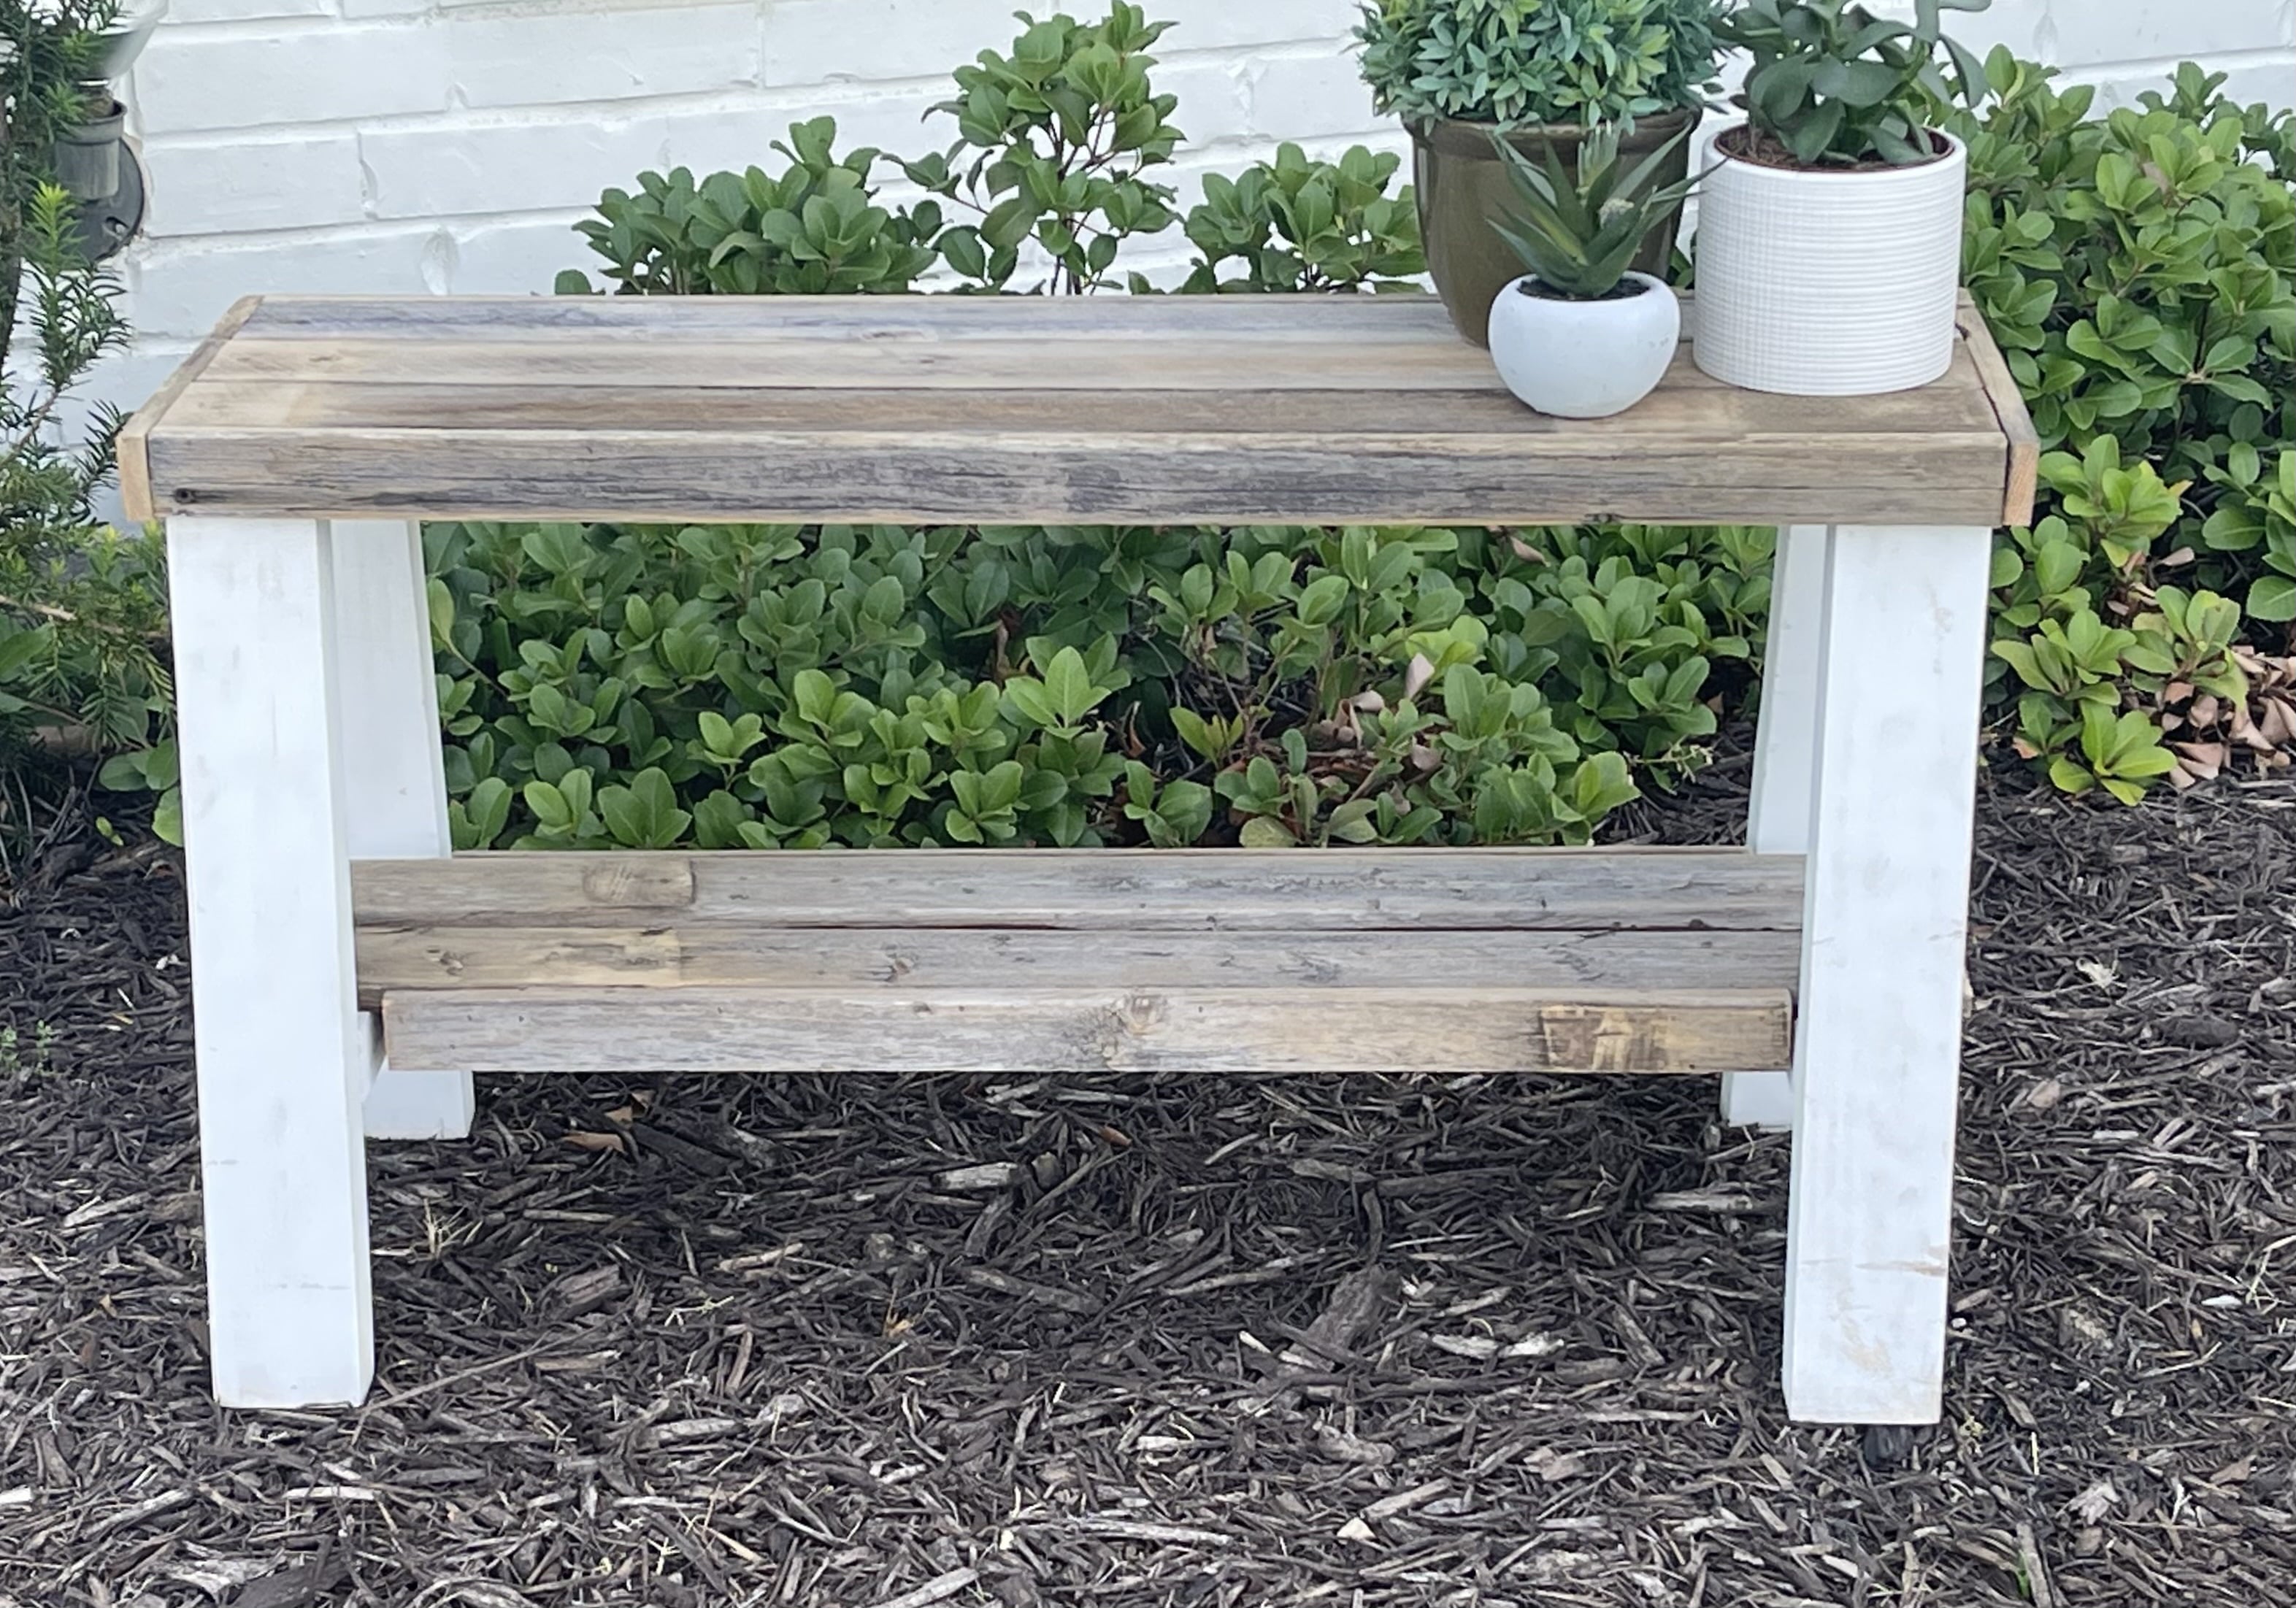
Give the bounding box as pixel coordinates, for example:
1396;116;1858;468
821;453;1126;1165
1511;277;1651;304
4;755;2294;1608
1714;122;1955;175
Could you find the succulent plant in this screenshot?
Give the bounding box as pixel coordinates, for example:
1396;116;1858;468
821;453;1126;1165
1488;123;1705;299
1720;0;1993;167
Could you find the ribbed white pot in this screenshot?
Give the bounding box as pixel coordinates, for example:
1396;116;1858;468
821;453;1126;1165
1487;272;1681;419
1694;127;1967;396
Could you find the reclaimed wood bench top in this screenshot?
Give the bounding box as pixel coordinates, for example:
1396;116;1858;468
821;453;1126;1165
121;293;2038;529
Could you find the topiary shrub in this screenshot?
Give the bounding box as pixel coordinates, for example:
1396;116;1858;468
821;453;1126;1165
1354;0;1724;129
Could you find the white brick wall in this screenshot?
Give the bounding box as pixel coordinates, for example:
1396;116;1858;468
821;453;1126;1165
100;0;2296;415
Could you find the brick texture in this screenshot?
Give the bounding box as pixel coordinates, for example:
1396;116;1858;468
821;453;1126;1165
112;0;2296;377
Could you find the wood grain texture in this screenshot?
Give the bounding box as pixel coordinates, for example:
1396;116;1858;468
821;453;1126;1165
350;849;1807;932
118;295;260;524
353;923;1804;1009
131;293;2027;528
380;985;1794;1075
1957;307;2040;527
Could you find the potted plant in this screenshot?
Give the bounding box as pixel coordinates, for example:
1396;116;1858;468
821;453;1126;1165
1694;0;1991;395
1482;125;1707;417
1356;0;1723;346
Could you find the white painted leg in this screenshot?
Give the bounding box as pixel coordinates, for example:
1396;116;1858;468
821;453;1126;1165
1725;524;1830;1130
170;516;374;1408
331;520;475;1141
1783;523;1992;1426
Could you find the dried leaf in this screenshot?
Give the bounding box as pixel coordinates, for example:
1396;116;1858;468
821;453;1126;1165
1402;653;1436;703
2067;1475;2120;1523
2259;697;2296;747
1524;1445;1586;1482
1429;1334;1498;1360
2173;741;2228;780
564;1131;628;1156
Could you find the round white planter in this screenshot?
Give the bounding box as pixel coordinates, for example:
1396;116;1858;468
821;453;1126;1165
1693;127;1967;396
1486;272;1681;419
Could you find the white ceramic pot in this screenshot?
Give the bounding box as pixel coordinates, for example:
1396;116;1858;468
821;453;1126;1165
1694;126;1967;396
1486;272;1681;419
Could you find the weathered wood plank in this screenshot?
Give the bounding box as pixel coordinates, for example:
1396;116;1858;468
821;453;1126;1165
147;428;2011;527
203;335;1516;393
239;291;1473;341
352;923;1803;1009
160;374;2005;440
380;985;1795;1074
118;295;260;525
127;293;2030;529
1957;309;2040;527
350;849;1807;932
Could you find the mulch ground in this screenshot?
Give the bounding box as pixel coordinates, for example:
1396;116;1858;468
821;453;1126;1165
3;757;2294;1608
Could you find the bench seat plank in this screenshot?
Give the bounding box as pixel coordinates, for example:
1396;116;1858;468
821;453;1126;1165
121;294;2038;529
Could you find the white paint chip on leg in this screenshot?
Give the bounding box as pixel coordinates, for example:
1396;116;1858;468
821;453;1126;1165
1725;523;1830;1131
169;515;375;1408
331;519;475;1141
1783;523;1992;1426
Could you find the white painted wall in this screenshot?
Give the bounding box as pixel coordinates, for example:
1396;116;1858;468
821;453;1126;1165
101;0;2296;415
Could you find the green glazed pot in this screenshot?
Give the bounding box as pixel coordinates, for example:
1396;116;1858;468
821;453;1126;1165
1411;107;1700;348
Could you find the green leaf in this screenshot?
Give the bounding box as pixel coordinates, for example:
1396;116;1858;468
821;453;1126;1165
599;767;693;848
1239;816;1297;849
1170;706;1224;763
2249;575;2296;623
153;787;184;848
1041;646;1105;726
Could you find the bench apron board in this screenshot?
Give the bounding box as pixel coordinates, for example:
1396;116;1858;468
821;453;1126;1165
123;292;2037;1425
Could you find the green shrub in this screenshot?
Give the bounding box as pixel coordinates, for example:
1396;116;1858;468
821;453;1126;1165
0;152;178;839
427;518;1768;852
1953;54;2295;795
1182;144;1424;294
553;119;941;297
1354;0;1723;129
902;4;1185;293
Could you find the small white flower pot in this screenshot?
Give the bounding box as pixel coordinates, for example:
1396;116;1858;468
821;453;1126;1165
1486;272;1681;419
1694;126;1967;396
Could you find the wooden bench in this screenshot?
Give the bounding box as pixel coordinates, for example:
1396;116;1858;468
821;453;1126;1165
123;292;2036;1424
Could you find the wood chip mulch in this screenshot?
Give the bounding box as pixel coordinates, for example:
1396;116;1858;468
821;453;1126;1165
3;761;2293;1608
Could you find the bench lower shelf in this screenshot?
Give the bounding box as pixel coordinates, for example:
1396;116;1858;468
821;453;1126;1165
381;985;1794;1074
356;846;1805;1076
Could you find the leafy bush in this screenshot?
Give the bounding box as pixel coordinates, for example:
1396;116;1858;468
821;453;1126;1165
1354;0;1723;130
553;120;940;297
1;4;180;842
902;4;1184;293
426;518;1769;852
1954;55;2296;794
1182;144;1424;294
1719;0;1990;167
